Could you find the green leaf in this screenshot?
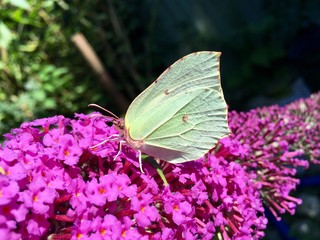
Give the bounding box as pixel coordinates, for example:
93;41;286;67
33;90;46;101
8;0;31;11
0;21;13;49
43;98;56;109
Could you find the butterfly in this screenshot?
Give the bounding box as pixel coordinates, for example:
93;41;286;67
91;51;230;173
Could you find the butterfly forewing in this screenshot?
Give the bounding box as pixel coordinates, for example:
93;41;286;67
124;51;230;163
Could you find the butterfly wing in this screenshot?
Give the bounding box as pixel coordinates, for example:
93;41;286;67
125;51;230;163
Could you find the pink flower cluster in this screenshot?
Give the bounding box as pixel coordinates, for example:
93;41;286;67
228;92;320;221
0;92;319;239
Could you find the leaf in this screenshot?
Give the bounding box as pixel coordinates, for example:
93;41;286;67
0;21;13;49
43;98;56;109
8;0;31;11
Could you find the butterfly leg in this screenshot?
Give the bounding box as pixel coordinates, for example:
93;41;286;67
113;140;125;161
90;134;119;149
113;142;144;174
91;135;145;174
138;150;144;174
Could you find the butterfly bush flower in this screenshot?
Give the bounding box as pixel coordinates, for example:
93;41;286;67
1;93;319;239
228;92;320;221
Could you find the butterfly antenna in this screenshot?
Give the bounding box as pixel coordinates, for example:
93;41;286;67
88;103;119;119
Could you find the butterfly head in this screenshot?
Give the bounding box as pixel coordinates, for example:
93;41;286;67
113;118;125;132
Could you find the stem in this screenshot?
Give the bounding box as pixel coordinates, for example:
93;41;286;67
71;33;129;113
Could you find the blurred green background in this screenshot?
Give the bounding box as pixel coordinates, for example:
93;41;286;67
1;0;320;239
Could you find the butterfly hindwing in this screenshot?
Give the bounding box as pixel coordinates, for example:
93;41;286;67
124;51;230;163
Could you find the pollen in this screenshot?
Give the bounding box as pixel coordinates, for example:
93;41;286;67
63;149;70;156
77;233;83;239
141;206;145;213
91;146;98;151
99;187;106;194
100;228;106;235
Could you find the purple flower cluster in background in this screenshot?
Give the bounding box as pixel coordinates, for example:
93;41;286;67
228;92;320;221
0;92;319;240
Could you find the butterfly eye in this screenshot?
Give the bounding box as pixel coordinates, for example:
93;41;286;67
113;119;125;130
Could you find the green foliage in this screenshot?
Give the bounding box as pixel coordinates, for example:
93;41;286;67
0;0;90;135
